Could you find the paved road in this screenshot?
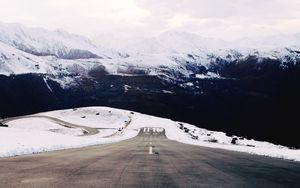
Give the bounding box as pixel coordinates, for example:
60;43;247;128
2;115;99;136
0;127;299;188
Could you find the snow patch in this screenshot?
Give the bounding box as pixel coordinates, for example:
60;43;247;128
1;106;299;162
43;77;53;93
196;72;221;79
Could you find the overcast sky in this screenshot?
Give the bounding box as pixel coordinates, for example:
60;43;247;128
0;0;300;40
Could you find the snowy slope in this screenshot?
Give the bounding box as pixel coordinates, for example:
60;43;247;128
0;126;137;158
0;24;300;87
1;107;299;161
0;42;91;77
115;31;227;55
0;40;102;86
232;33;300;51
93;31;300;77
0;41;51;75
41;107;132;129
0;42;221;83
8;118;84;136
0;22;120;59
104;30;300;67
115;30;300;55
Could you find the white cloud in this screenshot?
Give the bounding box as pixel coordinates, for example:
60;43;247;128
0;0;300;40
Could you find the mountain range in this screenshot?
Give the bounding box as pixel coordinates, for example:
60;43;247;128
0;22;299;148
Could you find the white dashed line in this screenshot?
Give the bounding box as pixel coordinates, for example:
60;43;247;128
149;145;153;155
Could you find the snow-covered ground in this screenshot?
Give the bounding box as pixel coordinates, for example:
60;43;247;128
1;107;299;161
1;107;138;157
7;118;84;136
40;107;132;129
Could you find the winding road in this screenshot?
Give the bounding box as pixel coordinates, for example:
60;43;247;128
1;115;99;136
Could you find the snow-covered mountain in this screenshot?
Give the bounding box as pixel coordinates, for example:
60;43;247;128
92;31;300;82
95;30;300;55
0;40;94;78
0;24;299;149
93;30;300;78
0;22;123;59
232;33;300;51
95;31;229;54
1;23;300;82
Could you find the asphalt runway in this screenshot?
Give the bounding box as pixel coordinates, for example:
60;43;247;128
0;127;299;188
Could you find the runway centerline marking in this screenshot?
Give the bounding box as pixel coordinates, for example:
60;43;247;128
149;146;153;155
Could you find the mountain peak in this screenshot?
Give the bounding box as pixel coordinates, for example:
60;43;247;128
0;22;121;59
